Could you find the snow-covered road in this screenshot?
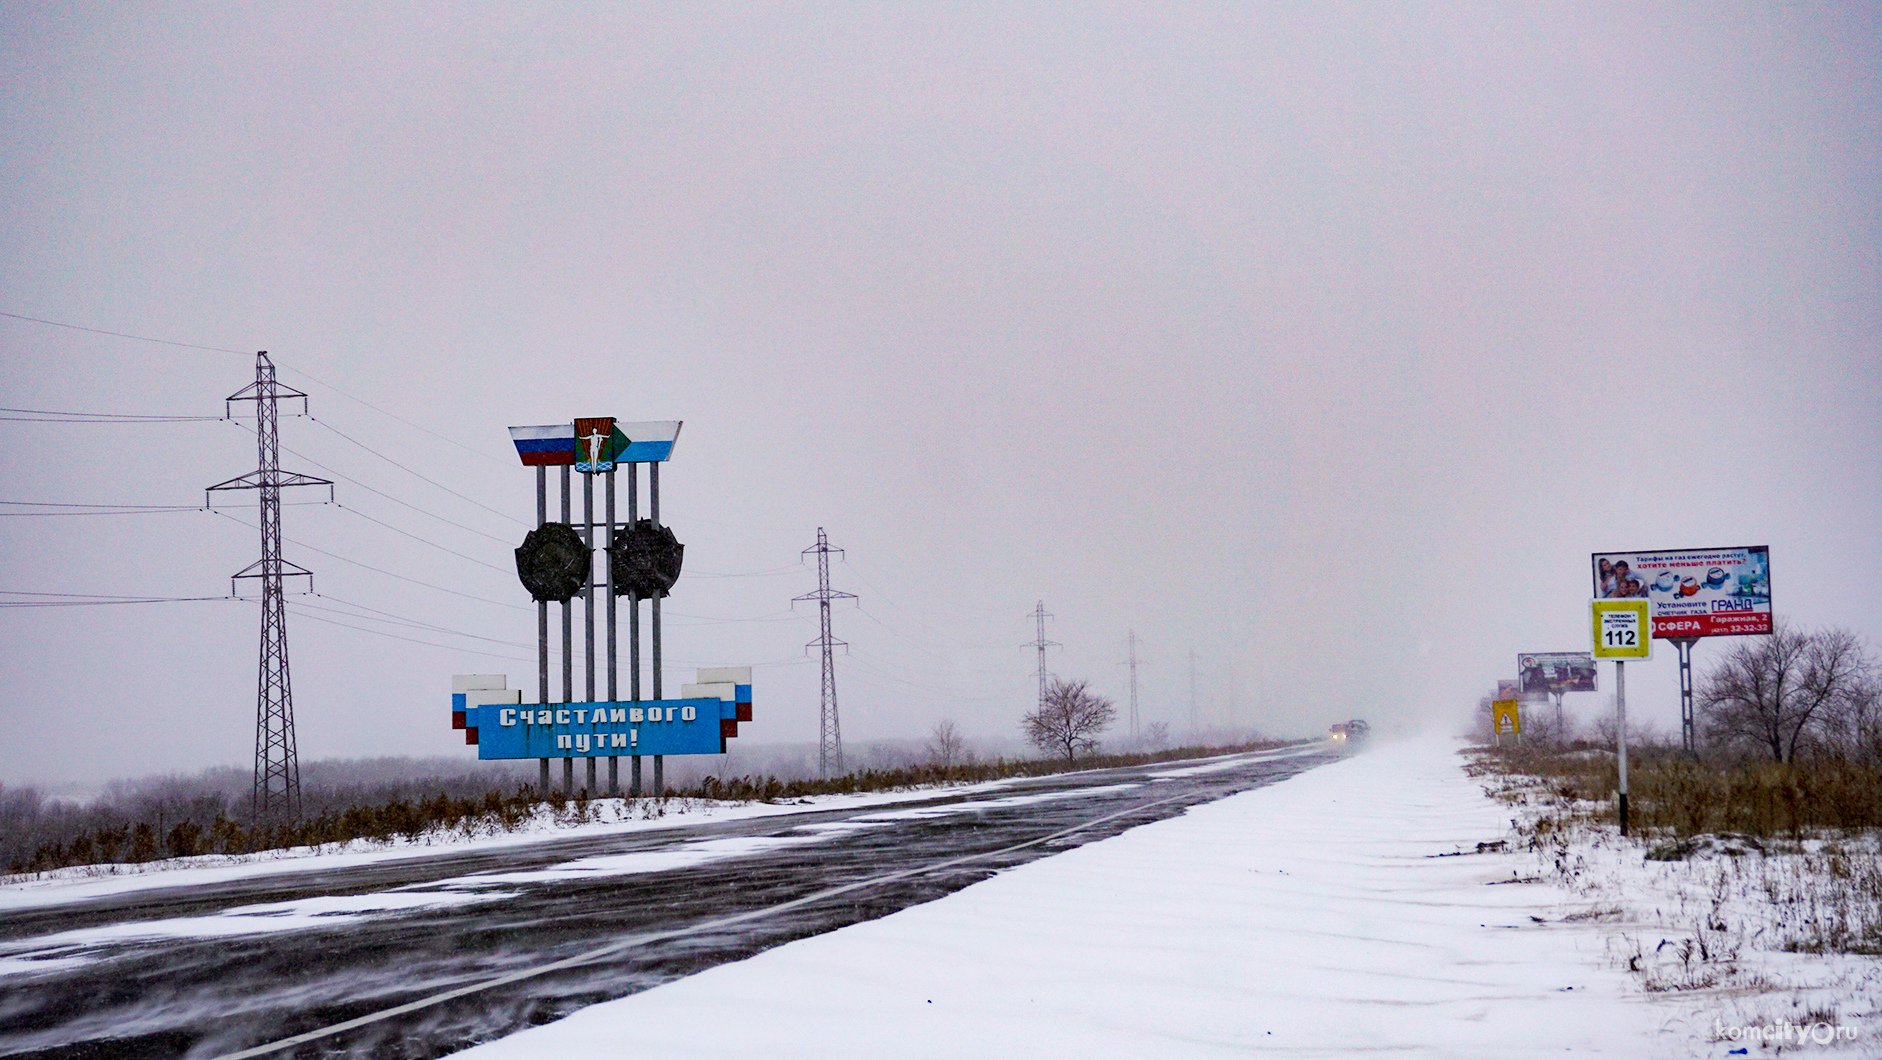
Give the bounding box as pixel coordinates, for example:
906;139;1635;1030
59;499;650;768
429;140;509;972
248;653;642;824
454;734;1681;1059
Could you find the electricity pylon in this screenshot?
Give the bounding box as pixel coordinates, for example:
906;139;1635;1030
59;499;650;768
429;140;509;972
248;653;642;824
1022;601;1058;711
1125;629;1142;738
207;353;332;823
796;528;855;778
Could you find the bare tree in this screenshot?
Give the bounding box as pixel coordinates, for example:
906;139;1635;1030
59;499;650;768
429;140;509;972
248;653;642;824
1023;678;1116;763
925;719;967;769
1699;622;1877;763
1819;639;1882;762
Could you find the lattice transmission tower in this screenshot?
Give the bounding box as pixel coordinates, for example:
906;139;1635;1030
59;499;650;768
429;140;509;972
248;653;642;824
207;353;332;822
796;528;855;778
1022;601;1058;710
1125;629;1142;738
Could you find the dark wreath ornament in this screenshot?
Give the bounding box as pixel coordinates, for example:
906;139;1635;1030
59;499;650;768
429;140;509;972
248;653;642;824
513;522;589;602
609;519;683;598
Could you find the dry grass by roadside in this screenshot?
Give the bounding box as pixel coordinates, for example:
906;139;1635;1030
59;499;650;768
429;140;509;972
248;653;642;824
1470;739;1882;838
1466;740;1882;1048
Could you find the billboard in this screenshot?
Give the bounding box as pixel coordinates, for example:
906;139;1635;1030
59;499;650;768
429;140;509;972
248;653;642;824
1592;546;1771;639
1517;652;1596;695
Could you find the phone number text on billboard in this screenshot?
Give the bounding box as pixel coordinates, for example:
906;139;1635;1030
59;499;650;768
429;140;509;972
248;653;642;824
1591;546;1771;639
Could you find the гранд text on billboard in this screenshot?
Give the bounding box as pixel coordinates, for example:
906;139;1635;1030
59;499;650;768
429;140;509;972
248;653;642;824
1591;546;1771;639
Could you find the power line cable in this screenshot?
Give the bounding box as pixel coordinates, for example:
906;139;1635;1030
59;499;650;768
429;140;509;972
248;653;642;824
295;595;531;648
0;406;221;423
275;364;513;469
0;308;506;471
688;564;806;579
0;499;324;517
842;557;1012;653
285;605;533;662
0;310;249;355
331;503;511;574
0;591;232;607
3;500;205;509
207;508;529;611
310;417;524;526
221;418;513;544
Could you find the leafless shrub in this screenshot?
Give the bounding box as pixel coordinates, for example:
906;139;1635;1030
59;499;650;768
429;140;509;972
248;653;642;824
1700;621;1879;764
924;719;968;769
1022;678;1117;763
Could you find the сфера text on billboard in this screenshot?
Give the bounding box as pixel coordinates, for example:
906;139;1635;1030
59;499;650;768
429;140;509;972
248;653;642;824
1591;546;1771;639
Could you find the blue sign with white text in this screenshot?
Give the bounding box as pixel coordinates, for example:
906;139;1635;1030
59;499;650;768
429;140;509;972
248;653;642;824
451;669;752;758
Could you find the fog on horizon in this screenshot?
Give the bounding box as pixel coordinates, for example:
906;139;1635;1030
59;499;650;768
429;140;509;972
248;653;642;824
2;3;1877;790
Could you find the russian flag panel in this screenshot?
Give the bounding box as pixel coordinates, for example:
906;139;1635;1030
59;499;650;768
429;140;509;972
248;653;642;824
508;424;577;466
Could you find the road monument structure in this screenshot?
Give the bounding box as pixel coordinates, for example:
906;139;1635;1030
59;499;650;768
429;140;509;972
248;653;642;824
465;418;751;795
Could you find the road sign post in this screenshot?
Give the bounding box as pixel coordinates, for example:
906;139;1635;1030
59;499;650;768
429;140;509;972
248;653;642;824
1492;698;1521;746
1592;599;1651;836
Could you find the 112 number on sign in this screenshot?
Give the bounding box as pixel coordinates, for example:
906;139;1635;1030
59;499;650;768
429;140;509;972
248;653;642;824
1592;600;1652;660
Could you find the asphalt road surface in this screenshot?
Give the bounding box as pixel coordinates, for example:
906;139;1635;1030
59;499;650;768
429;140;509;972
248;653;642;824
0;744;1342;1059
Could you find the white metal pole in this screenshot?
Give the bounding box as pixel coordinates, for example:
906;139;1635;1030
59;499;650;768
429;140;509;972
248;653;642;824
1617;660;1630;836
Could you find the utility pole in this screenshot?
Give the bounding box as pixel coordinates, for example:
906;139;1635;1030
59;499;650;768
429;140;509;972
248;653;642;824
1226;659;1239;728
796;528;855;778
206;353;332;824
1125;629;1141;739
1023;601;1058;711
1187;649;1198;740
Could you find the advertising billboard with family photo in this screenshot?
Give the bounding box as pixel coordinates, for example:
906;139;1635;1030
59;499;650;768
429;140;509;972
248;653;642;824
1517;652;1597;695
1591;546;1772;639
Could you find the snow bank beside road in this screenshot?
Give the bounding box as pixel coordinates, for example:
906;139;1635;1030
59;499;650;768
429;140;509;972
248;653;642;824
456;735;1673;1059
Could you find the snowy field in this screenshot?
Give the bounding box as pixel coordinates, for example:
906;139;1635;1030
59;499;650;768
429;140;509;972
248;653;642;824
443;733;1881;1060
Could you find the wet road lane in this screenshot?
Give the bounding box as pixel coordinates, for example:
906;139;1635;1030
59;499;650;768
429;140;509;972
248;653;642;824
0;745;1339;1059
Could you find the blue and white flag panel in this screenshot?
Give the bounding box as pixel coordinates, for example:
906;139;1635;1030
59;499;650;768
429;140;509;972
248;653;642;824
613;420;683;463
451;669;750;758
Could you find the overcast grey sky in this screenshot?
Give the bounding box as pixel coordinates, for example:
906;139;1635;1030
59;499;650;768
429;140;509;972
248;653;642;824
3;2;1877;787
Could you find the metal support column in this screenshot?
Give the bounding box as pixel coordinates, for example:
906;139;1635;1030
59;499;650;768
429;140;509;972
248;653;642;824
583;469;597;796
1674;637;1697;754
560;466;573;796
537;465;549;794
651;462;663;797
1616;660;1630;836
606;468;619;797
628;462;642;798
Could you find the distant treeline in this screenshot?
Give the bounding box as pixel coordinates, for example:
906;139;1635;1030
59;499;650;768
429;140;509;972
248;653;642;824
0;755;537;876
2;741;1291;876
